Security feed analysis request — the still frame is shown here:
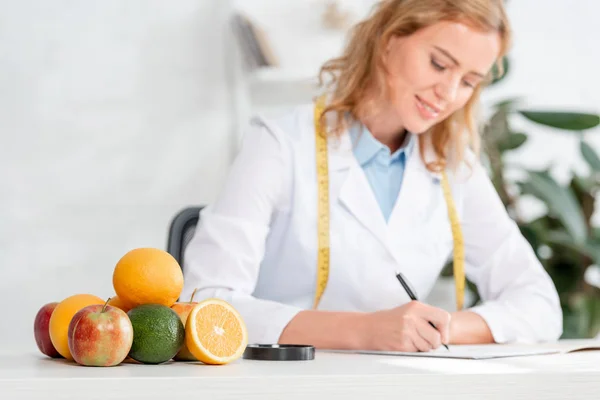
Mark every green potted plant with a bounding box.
[480,100,600,338]
[437,0,600,339]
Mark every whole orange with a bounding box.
[107,295,132,313]
[113,248,183,309]
[49,294,105,360]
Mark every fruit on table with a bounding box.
[49,294,105,360]
[113,248,183,309]
[34,302,63,358]
[171,289,199,361]
[107,295,131,313]
[127,304,185,364]
[185,298,248,365]
[68,299,134,367]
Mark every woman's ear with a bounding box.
[383,35,397,63]
[385,34,402,55]
[385,35,395,55]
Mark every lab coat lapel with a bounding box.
[338,163,388,243]
[328,131,388,247]
[387,135,442,249]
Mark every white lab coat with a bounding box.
[181,103,562,346]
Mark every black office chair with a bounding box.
[166,206,204,266]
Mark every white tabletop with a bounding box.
[2,340,600,399]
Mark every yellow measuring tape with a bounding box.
[440,171,465,311]
[312,95,466,311]
[313,96,331,309]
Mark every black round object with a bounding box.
[243,344,315,361]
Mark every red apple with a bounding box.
[171,289,198,361]
[68,299,133,367]
[34,302,63,358]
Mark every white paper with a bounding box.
[324,343,600,360]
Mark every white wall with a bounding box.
[1,0,599,352]
[0,0,235,351]
[483,0,600,186]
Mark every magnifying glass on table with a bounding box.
[243,344,315,361]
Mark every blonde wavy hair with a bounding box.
[318,0,511,172]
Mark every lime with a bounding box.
[127,304,185,364]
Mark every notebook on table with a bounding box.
[325,340,600,360]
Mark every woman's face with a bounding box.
[383,20,501,134]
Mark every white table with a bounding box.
[2,340,600,399]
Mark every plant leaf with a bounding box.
[490,56,510,86]
[562,293,591,339]
[519,111,600,131]
[520,170,587,243]
[493,97,521,111]
[498,132,527,152]
[585,295,600,338]
[591,228,600,247]
[571,173,595,193]
[581,141,600,173]
[546,231,600,264]
[518,222,545,259]
[484,106,511,143]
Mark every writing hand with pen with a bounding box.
[359,272,451,352]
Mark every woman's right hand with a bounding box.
[360,301,451,352]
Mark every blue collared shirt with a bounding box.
[349,123,415,222]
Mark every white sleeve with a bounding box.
[459,161,563,343]
[180,118,302,344]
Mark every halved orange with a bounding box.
[185,298,248,365]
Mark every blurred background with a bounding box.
[1,0,599,352]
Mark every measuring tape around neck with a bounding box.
[312,95,466,311]
[313,96,331,309]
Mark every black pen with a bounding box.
[395,271,449,351]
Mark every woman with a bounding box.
[181,0,562,352]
